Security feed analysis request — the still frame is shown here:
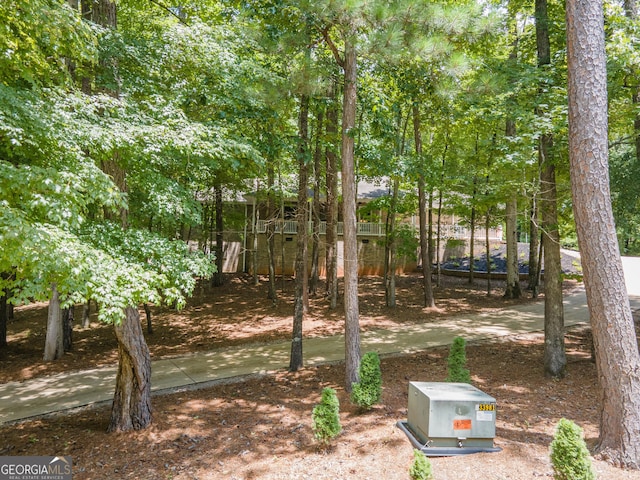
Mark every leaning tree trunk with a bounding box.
[537,0,565,378]
[108,306,152,432]
[341,38,361,391]
[43,285,64,361]
[567,0,640,467]
[290,94,309,372]
[413,104,435,307]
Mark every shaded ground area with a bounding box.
[1,271,639,479]
[0,274,549,384]
[441,244,582,275]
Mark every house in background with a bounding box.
[200,180,503,276]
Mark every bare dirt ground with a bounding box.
[1,273,640,480]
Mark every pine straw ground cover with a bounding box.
[1,274,640,479]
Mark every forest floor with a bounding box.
[1,271,640,479]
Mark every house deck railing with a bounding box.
[254,220,502,240]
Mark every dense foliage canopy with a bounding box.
[1,0,639,316]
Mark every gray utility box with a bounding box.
[398,381,501,456]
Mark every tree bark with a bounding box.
[485,209,492,296]
[144,303,152,334]
[290,95,309,372]
[0,281,7,349]
[528,193,540,293]
[63,306,73,352]
[385,178,399,307]
[504,116,520,298]
[266,162,277,303]
[413,104,435,307]
[108,306,152,432]
[504,193,521,298]
[537,0,566,378]
[309,108,323,297]
[82,300,91,329]
[624,1,640,175]
[567,0,640,467]
[341,38,361,391]
[212,184,225,287]
[540,143,566,378]
[43,285,64,361]
[325,77,340,309]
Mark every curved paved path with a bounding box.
[1,256,638,425]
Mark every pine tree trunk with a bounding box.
[537,0,565,378]
[386,178,399,307]
[43,285,64,361]
[108,306,152,432]
[469,203,476,284]
[309,108,323,297]
[325,77,339,309]
[504,193,521,298]
[342,39,361,391]
[290,95,309,372]
[266,163,277,302]
[528,193,540,293]
[485,210,492,296]
[212,185,224,287]
[413,104,435,307]
[540,146,566,377]
[567,0,640,466]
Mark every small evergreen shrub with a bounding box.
[311,387,342,444]
[550,418,596,480]
[350,351,382,410]
[409,449,433,480]
[446,336,471,383]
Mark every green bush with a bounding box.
[550,418,596,480]
[409,449,433,480]
[350,351,382,410]
[311,387,342,444]
[446,336,471,383]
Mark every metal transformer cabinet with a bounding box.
[398,381,501,456]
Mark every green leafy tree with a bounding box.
[550,418,596,480]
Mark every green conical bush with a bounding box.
[446,336,471,383]
[350,351,382,410]
[409,449,433,480]
[550,418,596,480]
[312,387,342,444]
